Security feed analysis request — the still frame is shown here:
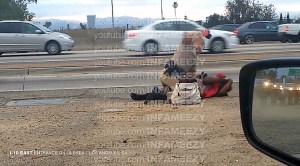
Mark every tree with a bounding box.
[0,0,24,20]
[279,13,283,24]
[260,4,277,21]
[172,2,178,18]
[195,20,203,25]
[0,0,37,20]
[267,69,278,82]
[44,21,52,28]
[225,0,277,24]
[225,0,252,23]
[79,23,87,30]
[15,0,37,20]
[287,13,291,23]
[256,70,268,79]
[204,13,230,28]
[67,24,70,30]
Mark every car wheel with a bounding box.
[46,41,61,55]
[244,35,255,44]
[210,39,225,53]
[143,41,158,55]
[0,52,2,55]
[280,40,287,43]
[291,33,300,43]
[291,37,299,43]
[240,41,246,44]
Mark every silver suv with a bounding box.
[0,20,74,55]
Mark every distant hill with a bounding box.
[34,16,161,30]
[95,16,160,28]
[33,19,81,30]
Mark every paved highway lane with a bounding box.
[1,42,300,64]
[1,42,299,92]
[0,68,240,92]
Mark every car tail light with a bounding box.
[128,33,137,38]
[233,29,239,34]
[283,26,289,32]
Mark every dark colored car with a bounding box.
[235,21,283,44]
[210,24,241,32]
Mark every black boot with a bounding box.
[130,93,149,100]
[130,86,162,101]
[144,93,167,105]
[130,92,167,102]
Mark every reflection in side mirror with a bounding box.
[253,67,300,158]
[239,59,300,166]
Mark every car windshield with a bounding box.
[210,25,222,30]
[0,0,299,165]
[32,22,52,32]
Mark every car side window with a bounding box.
[211,25,222,30]
[0,22,21,33]
[265,23,278,30]
[154,22,176,31]
[224,25,234,31]
[249,23,266,29]
[176,21,197,31]
[20,23,40,34]
[229,25,239,32]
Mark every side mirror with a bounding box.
[206,33,212,39]
[35,30,44,34]
[202,29,212,39]
[239,58,300,166]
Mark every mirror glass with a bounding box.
[35,30,43,34]
[253,67,300,158]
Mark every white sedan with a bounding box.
[122,19,239,55]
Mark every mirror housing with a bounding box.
[203,29,212,39]
[35,30,44,34]
[239,57,300,166]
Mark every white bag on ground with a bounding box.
[171,82,201,105]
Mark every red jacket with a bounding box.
[202,73,226,98]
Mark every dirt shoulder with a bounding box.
[0,85,282,166]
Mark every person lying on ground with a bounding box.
[130,30,204,101]
[130,29,232,101]
[160,29,232,97]
[200,73,233,98]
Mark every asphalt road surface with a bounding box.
[0,68,240,92]
[1,42,300,92]
[1,42,300,64]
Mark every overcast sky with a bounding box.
[28,0,300,22]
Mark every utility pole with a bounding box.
[252,0,255,21]
[161,0,164,20]
[111,0,115,28]
[172,2,178,18]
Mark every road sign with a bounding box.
[288,69,300,76]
